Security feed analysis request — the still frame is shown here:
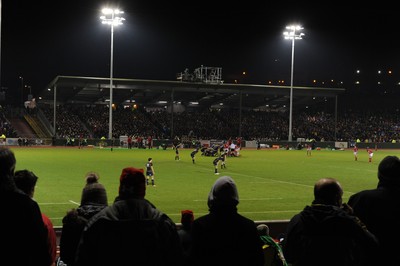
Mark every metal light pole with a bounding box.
[283,25,304,142]
[100,8,124,140]
[19,76,24,105]
[27,85,32,100]
[0,0,2,90]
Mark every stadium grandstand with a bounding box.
[25,68,344,143]
[2,66,400,149]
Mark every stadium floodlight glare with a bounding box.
[283,25,304,142]
[100,7,125,140]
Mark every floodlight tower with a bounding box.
[100,8,125,140]
[283,25,304,142]
[19,76,24,105]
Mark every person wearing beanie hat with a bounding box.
[75,166,183,266]
[80,182,108,206]
[80,172,108,206]
[119,167,146,198]
[180,209,194,226]
[59,171,109,266]
[191,176,264,266]
[85,171,100,184]
[348,155,400,265]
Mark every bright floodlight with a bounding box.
[283,25,304,40]
[100,7,125,140]
[100,8,125,26]
[283,24,304,142]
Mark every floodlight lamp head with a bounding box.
[283,31,293,37]
[113,20,123,26]
[102,8,113,15]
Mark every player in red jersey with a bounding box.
[367,147,373,163]
[353,145,358,161]
[306,144,312,156]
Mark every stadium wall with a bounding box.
[4,138,400,150]
[53,219,290,246]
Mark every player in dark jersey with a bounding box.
[173,136,181,149]
[220,151,227,169]
[190,148,199,164]
[146,158,156,187]
[175,145,180,161]
[213,157,221,175]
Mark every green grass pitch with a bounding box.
[10,146,393,227]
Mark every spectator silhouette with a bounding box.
[257,224,287,266]
[14,169,57,266]
[59,171,108,266]
[348,155,400,266]
[74,167,183,266]
[190,175,264,266]
[0,147,50,266]
[177,209,194,266]
[282,177,379,266]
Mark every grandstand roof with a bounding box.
[40,75,345,111]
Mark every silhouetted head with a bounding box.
[119,167,146,199]
[180,209,194,229]
[257,224,270,236]
[378,155,400,187]
[14,170,38,197]
[85,171,100,184]
[208,175,239,211]
[81,184,108,206]
[0,147,16,178]
[313,177,343,206]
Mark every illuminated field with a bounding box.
[10,146,392,227]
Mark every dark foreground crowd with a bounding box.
[1,146,399,266]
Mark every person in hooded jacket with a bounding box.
[190,175,264,266]
[348,155,400,266]
[74,167,183,266]
[282,177,379,266]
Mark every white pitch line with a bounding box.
[193,198,283,202]
[188,161,313,188]
[324,164,377,173]
[240,198,284,201]
[50,210,300,221]
[38,200,80,205]
[39,202,76,205]
[166,209,300,217]
[194,162,356,194]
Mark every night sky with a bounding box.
[1,1,398,100]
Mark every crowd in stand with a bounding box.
[1,146,400,265]
[2,104,400,144]
[0,107,18,138]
